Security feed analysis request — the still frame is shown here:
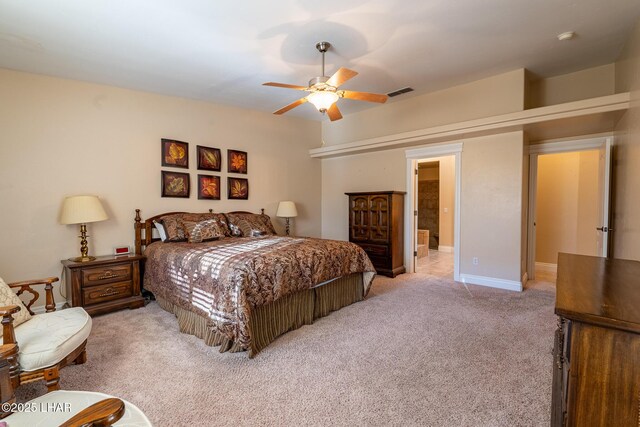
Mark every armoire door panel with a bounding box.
[350,195,370,241]
[369,195,389,243]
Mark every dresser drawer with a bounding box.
[83,281,133,305]
[82,263,132,286]
[359,243,389,257]
[368,255,391,270]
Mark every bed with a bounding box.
[134,209,376,357]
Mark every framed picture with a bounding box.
[197,145,221,171]
[228,177,249,200]
[161,139,189,169]
[161,171,190,198]
[228,149,248,174]
[198,174,220,200]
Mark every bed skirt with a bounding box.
[155,273,366,357]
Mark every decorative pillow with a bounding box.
[225,213,276,237]
[226,221,242,237]
[0,277,32,327]
[237,219,267,237]
[160,216,188,242]
[160,213,228,242]
[210,213,232,237]
[182,219,226,243]
[153,221,167,242]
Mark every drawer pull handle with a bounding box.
[96,271,124,280]
[98,288,120,297]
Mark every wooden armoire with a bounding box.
[345,191,405,277]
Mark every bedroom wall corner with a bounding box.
[0,68,322,309]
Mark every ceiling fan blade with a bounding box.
[263,82,308,90]
[341,90,388,103]
[273,97,308,115]
[327,103,343,121]
[326,68,358,88]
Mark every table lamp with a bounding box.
[276,201,298,236]
[60,195,108,262]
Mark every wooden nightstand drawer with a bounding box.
[82,263,132,286]
[62,254,145,316]
[83,281,133,305]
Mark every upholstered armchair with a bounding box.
[0,276,91,392]
[0,343,151,426]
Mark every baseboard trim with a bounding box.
[31,301,67,314]
[535,262,558,273]
[459,274,523,292]
[438,245,454,253]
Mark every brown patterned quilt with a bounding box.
[143,236,376,348]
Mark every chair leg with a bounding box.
[75,348,87,365]
[43,366,60,392]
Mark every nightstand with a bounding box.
[61,255,145,316]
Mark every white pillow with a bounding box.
[153,221,168,242]
[0,277,32,328]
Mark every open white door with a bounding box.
[527,136,614,280]
[413,164,419,270]
[597,138,613,257]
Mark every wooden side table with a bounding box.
[61,255,145,316]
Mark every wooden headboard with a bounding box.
[134,208,265,255]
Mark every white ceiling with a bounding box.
[1,0,639,121]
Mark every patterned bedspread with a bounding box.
[143,236,375,348]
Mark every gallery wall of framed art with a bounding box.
[160,139,248,201]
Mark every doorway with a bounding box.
[405,143,462,280]
[527,137,613,283]
[415,157,456,278]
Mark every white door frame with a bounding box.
[405,142,462,281]
[527,136,613,280]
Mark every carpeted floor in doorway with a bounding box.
[16,274,556,426]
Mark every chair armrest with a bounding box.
[7,277,59,288]
[0,306,20,345]
[7,277,58,314]
[59,397,125,427]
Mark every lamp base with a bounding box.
[70,256,96,263]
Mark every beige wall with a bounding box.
[0,68,321,307]
[613,19,640,260]
[535,151,600,264]
[436,156,455,248]
[528,64,616,108]
[321,69,526,146]
[321,148,406,240]
[460,132,524,282]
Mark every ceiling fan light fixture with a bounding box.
[307,91,339,112]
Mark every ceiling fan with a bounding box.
[263,41,388,121]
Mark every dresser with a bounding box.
[61,255,145,316]
[345,191,405,278]
[552,253,640,426]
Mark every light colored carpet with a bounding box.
[16,274,556,426]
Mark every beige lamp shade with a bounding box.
[276,201,298,218]
[60,195,108,225]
